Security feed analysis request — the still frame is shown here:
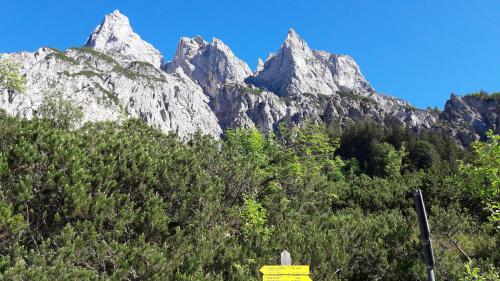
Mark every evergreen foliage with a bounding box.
[0,59,26,92]
[36,91,84,129]
[0,111,498,280]
[460,131,500,229]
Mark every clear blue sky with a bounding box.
[1,0,498,108]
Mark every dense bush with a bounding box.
[0,112,498,280]
[338,121,467,175]
[0,59,26,93]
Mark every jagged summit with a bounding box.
[287,28,299,38]
[247,29,373,97]
[255,58,264,74]
[283,28,309,50]
[84,10,163,67]
[164,35,252,96]
[3,11,493,145]
[247,29,338,96]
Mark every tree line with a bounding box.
[0,59,498,280]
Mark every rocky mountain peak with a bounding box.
[175,36,208,61]
[212,37,232,52]
[164,36,252,96]
[283,28,310,52]
[255,58,264,74]
[84,10,163,68]
[278,29,315,66]
[246,29,374,97]
[246,29,338,97]
[2,10,495,146]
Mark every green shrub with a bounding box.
[0,59,26,92]
[0,114,497,280]
[36,91,84,129]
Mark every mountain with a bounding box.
[246,29,373,97]
[163,36,253,97]
[84,10,163,68]
[0,46,222,137]
[441,93,499,144]
[0,10,497,144]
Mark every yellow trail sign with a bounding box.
[260,265,309,275]
[263,275,312,281]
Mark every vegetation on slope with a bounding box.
[0,59,26,93]
[0,112,498,280]
[0,59,498,280]
[465,90,500,100]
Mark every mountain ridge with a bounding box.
[0,10,497,145]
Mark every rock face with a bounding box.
[255,58,264,74]
[440,94,499,145]
[0,47,221,138]
[0,10,497,144]
[246,29,373,97]
[163,36,252,97]
[84,10,163,68]
[162,28,436,134]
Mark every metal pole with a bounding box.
[413,190,436,281]
[427,267,435,281]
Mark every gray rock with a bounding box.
[0,47,221,138]
[255,58,264,74]
[164,36,252,97]
[440,94,499,145]
[84,10,163,68]
[246,29,373,97]
[0,11,496,146]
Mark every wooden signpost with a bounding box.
[260,250,312,281]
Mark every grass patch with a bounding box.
[128,61,166,80]
[70,47,120,65]
[128,61,156,69]
[242,86,263,96]
[337,90,375,104]
[58,70,102,78]
[466,91,500,101]
[45,52,78,65]
[114,64,166,83]
[226,83,263,96]
[74,70,101,78]
[69,48,166,83]
[91,82,119,106]
[47,47,62,53]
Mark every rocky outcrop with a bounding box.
[208,84,439,135]
[246,29,373,97]
[1,10,221,138]
[0,47,221,138]
[255,58,264,74]
[0,10,497,145]
[162,28,431,136]
[84,10,163,68]
[314,51,374,95]
[163,36,252,97]
[210,84,288,132]
[440,94,499,145]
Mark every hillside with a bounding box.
[0,9,499,281]
[0,112,498,280]
[0,10,497,145]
